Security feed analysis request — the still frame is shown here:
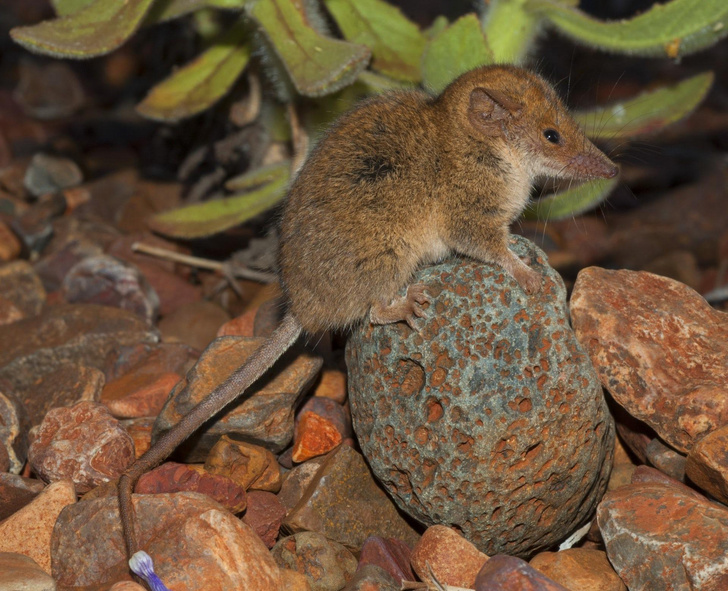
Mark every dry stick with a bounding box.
[119,312,302,557]
[131,241,277,284]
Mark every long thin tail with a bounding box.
[119,312,303,558]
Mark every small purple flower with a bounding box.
[128,551,171,591]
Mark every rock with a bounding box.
[358,536,414,584]
[0,221,22,263]
[280,568,313,591]
[62,255,160,323]
[136,462,247,513]
[686,424,728,503]
[643,250,702,292]
[242,490,287,548]
[157,300,230,351]
[101,370,180,419]
[607,464,636,492]
[348,238,614,556]
[23,153,82,197]
[109,583,145,591]
[598,480,728,590]
[0,296,23,325]
[0,303,158,393]
[475,555,569,590]
[33,237,104,293]
[571,268,728,453]
[0,552,56,591]
[121,417,155,458]
[14,61,84,120]
[0,480,75,574]
[344,565,398,591]
[271,531,357,591]
[204,435,282,492]
[644,438,686,482]
[313,369,347,404]
[17,364,105,427]
[277,455,329,511]
[0,473,45,521]
[629,465,702,499]
[0,385,29,474]
[0,261,46,318]
[530,548,626,591]
[153,337,321,460]
[292,412,343,463]
[411,525,488,588]
[284,445,420,550]
[29,401,135,493]
[52,492,283,589]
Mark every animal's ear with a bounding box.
[468,88,523,136]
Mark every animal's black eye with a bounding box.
[543,129,560,144]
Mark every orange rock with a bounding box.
[291,412,343,463]
[686,424,728,504]
[530,548,626,591]
[313,369,347,403]
[411,525,488,588]
[205,435,282,493]
[0,220,21,262]
[102,371,181,419]
[217,308,257,338]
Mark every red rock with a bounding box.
[217,309,257,338]
[0,220,21,262]
[120,417,154,458]
[104,341,198,382]
[29,401,135,493]
[686,424,728,504]
[242,490,287,548]
[271,531,357,591]
[598,480,728,590]
[0,473,45,521]
[157,300,230,351]
[51,492,283,589]
[109,583,146,591]
[0,480,75,574]
[411,525,488,588]
[344,564,398,591]
[530,548,626,591]
[101,371,180,419]
[630,465,704,500]
[291,412,343,463]
[475,555,569,590]
[358,536,414,584]
[204,435,282,492]
[571,268,728,453]
[313,368,347,403]
[136,462,247,513]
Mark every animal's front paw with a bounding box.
[513,265,542,295]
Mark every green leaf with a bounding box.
[145,0,248,24]
[424,15,448,40]
[481,0,540,64]
[322,0,425,82]
[136,21,251,121]
[527,0,728,58]
[250,0,371,97]
[149,166,290,238]
[523,177,619,221]
[11,0,157,58]
[422,14,493,94]
[357,70,412,93]
[225,160,290,191]
[574,72,714,139]
[51,0,95,16]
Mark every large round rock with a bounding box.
[346,237,614,557]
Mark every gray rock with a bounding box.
[347,236,614,557]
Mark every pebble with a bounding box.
[0,385,29,474]
[271,531,357,591]
[0,296,23,325]
[571,267,728,453]
[23,153,83,197]
[0,480,75,574]
[14,61,85,120]
[157,300,230,351]
[29,401,135,493]
[598,479,728,590]
[242,490,287,548]
[0,260,46,318]
[644,437,686,481]
[0,473,45,521]
[204,435,282,492]
[358,536,414,584]
[0,552,56,591]
[0,221,22,262]
[52,492,284,589]
[283,445,420,549]
[153,337,321,460]
[344,564,398,591]
[33,236,104,293]
[686,424,728,503]
[109,583,146,591]
[312,368,347,404]
[0,303,158,394]
[62,254,160,323]
[135,462,247,513]
[120,417,155,458]
[104,341,197,382]
[292,412,343,463]
[530,548,626,591]
[348,237,614,556]
[410,525,488,588]
[474,554,569,590]
[277,454,329,511]
[101,370,180,419]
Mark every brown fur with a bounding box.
[280,64,617,332]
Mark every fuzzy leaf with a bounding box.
[528,0,728,58]
[357,70,412,93]
[51,0,95,16]
[225,160,290,191]
[149,167,289,238]
[322,0,425,82]
[145,0,247,23]
[422,14,493,94]
[137,21,251,121]
[523,177,619,221]
[574,72,714,139]
[250,0,371,97]
[11,0,157,58]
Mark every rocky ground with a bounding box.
[1,2,728,591]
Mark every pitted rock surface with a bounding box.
[347,237,614,557]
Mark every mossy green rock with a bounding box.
[347,236,614,557]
